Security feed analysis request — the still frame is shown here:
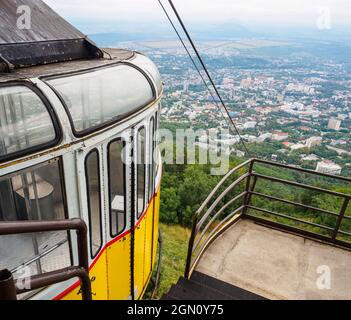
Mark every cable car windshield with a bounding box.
[0,85,58,162]
[46,65,154,136]
[133,55,163,95]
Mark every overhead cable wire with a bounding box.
[157,0,234,137]
[157,0,251,156]
[158,0,233,136]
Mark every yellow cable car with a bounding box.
[0,1,162,300]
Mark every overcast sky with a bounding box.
[44,0,351,33]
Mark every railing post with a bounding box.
[184,215,198,279]
[332,198,350,241]
[242,160,255,216]
[75,220,90,276]
[0,270,17,301]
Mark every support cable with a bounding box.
[158,0,251,156]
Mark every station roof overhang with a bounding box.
[0,0,103,72]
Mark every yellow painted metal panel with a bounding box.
[144,201,154,281]
[106,232,132,300]
[134,216,146,299]
[152,189,161,267]
[59,188,161,301]
[61,251,108,300]
[90,251,109,300]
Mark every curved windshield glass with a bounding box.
[133,55,163,95]
[47,65,154,135]
[0,85,57,161]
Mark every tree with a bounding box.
[160,188,180,224]
[177,166,217,226]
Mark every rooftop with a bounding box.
[0,0,102,70]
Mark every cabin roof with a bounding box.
[0,48,135,83]
[0,0,103,70]
[0,0,84,44]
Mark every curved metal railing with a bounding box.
[184,159,253,278]
[184,158,351,279]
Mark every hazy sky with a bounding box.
[44,0,351,34]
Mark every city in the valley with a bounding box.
[110,38,351,176]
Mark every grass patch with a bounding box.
[145,223,190,299]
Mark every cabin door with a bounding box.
[103,131,133,300]
[76,144,108,300]
[133,122,150,299]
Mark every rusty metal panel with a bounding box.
[0,0,84,44]
[0,0,103,68]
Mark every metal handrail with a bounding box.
[0,219,91,300]
[193,192,246,252]
[197,173,250,229]
[195,159,253,216]
[253,173,351,198]
[16,266,91,297]
[247,206,335,232]
[249,191,342,218]
[184,162,253,278]
[184,159,351,279]
[253,158,351,183]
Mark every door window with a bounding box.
[108,140,126,237]
[149,117,155,201]
[137,127,146,219]
[85,150,103,258]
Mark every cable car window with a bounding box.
[108,139,126,237]
[0,158,71,277]
[137,127,146,219]
[149,117,155,201]
[154,112,159,180]
[47,65,154,136]
[0,85,59,162]
[85,150,103,258]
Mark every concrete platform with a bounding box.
[196,220,351,300]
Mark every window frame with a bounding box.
[137,126,146,220]
[57,157,74,266]
[154,111,160,181]
[0,81,62,164]
[149,117,155,201]
[84,149,103,259]
[107,138,127,238]
[43,62,156,138]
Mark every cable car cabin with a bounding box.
[0,1,162,300]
